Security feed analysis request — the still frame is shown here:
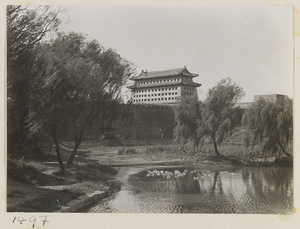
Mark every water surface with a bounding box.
[86,166,293,214]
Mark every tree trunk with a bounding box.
[278,140,292,158]
[67,130,83,165]
[52,128,66,175]
[211,132,222,157]
[212,171,220,191]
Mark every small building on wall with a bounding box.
[254,94,288,103]
[128,66,201,105]
[236,94,289,110]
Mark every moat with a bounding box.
[84,166,293,214]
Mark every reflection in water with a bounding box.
[87,167,293,214]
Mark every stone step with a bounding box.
[60,190,106,212]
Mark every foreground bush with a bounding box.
[118,148,138,155]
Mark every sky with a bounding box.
[58,5,293,102]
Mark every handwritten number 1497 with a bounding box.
[12,216,49,227]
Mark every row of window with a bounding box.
[134,92,177,98]
[134,97,179,102]
[183,92,194,96]
[136,78,192,85]
[135,87,178,93]
[183,87,194,91]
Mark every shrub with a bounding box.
[118,148,138,155]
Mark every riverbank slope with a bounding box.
[6,144,292,212]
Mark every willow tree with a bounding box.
[242,97,293,158]
[28,32,134,174]
[7,5,63,157]
[197,78,245,156]
[173,95,203,146]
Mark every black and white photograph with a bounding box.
[2,1,300,228]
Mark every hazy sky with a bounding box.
[59,5,293,102]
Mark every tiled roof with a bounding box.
[128,81,201,89]
[130,66,198,80]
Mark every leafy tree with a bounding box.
[7,5,62,157]
[242,97,293,158]
[7,5,62,62]
[66,97,133,165]
[28,32,134,173]
[173,78,244,157]
[173,95,203,146]
[197,78,245,156]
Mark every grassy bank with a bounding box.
[141,143,292,165]
[7,150,120,212]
